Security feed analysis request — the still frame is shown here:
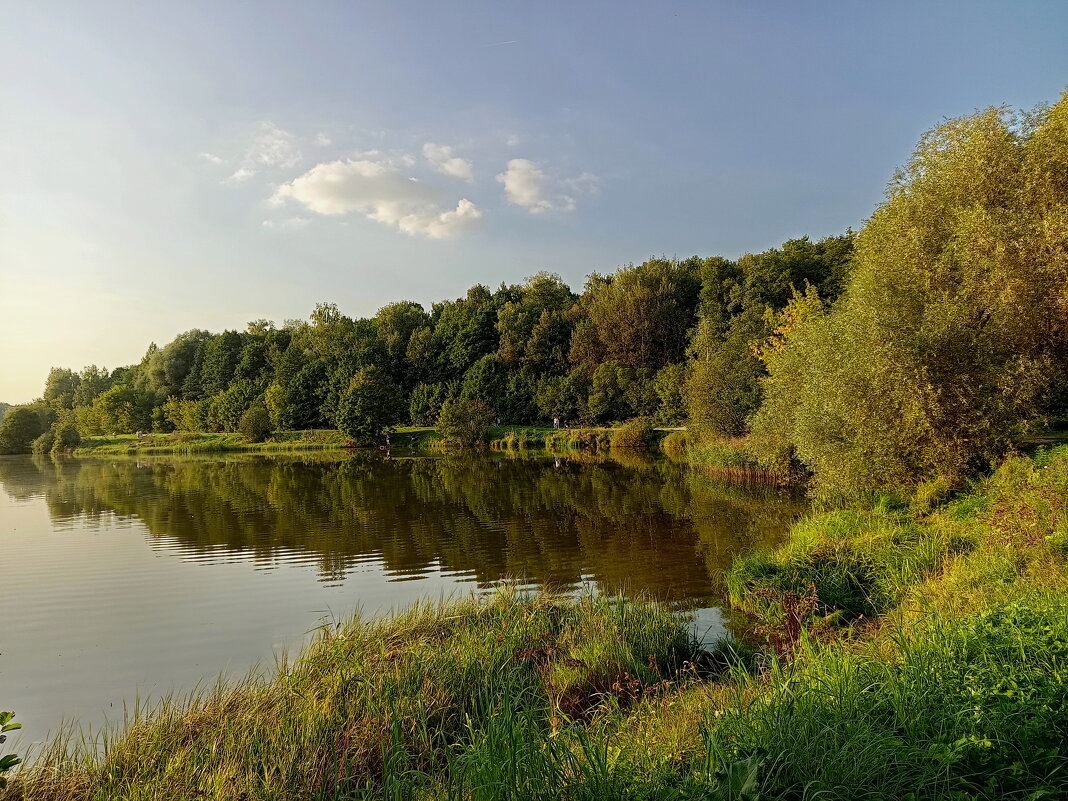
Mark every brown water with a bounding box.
[0,451,803,743]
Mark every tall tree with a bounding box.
[751,95,1068,492]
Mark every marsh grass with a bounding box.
[4,591,693,801]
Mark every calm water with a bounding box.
[0,451,802,743]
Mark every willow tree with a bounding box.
[751,92,1068,493]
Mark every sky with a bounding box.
[1,1,1066,404]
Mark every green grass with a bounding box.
[74,429,350,456]
[5,591,693,801]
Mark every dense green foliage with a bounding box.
[609,418,654,450]
[18,241,853,451]
[437,397,494,447]
[237,404,272,443]
[336,366,403,446]
[0,407,50,455]
[751,95,1068,492]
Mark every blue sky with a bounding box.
[1,0,1066,403]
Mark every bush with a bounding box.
[239,404,273,443]
[53,423,81,452]
[437,397,493,447]
[659,430,689,462]
[31,430,55,455]
[610,418,654,450]
[0,407,47,455]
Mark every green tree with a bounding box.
[136,330,212,400]
[684,309,768,436]
[208,379,261,432]
[199,331,244,397]
[374,301,430,385]
[336,366,403,446]
[587,360,635,422]
[52,423,82,453]
[71,365,110,408]
[574,258,701,371]
[409,382,449,426]
[460,354,509,413]
[91,384,151,434]
[0,407,47,454]
[43,367,80,412]
[751,96,1068,493]
[653,362,689,425]
[437,397,493,447]
[534,370,589,422]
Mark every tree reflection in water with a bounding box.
[0,452,804,609]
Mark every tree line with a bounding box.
[4,238,854,448]
[3,90,1066,493]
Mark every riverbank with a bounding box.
[5,444,1066,799]
[71,428,440,456]
[69,424,674,457]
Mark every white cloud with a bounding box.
[200,152,224,164]
[227,167,256,183]
[496,158,552,213]
[315,132,332,146]
[272,158,481,239]
[262,216,310,230]
[496,159,598,214]
[422,142,474,183]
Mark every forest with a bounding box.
[3,91,1067,496]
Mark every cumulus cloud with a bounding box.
[272,158,481,239]
[496,158,598,214]
[422,142,474,182]
[200,152,224,164]
[315,132,332,146]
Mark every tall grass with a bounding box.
[702,592,1068,800]
[75,430,349,456]
[4,591,692,801]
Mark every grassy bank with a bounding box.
[74,429,350,456]
[73,423,678,459]
[7,448,1068,799]
[4,591,693,801]
[662,430,788,484]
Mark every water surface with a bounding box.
[0,451,802,742]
